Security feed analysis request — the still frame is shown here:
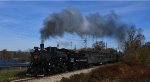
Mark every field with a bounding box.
[60,63,150,82]
[0,67,26,82]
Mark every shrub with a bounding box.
[60,63,150,82]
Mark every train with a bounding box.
[26,44,119,76]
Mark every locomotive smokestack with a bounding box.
[40,44,44,50]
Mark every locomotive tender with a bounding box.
[26,44,118,76]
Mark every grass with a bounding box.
[0,67,27,82]
[60,62,150,82]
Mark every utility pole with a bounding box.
[57,43,59,48]
[106,42,107,49]
[71,41,72,50]
[92,35,95,48]
[74,44,76,50]
[84,35,87,49]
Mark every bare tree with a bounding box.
[124,25,145,53]
[123,25,145,63]
[93,41,105,51]
[143,42,150,47]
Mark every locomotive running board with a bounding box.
[26,73,45,77]
[37,74,45,77]
[26,74,32,76]
[26,73,36,77]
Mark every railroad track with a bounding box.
[10,64,113,82]
[10,77,36,82]
[10,67,97,82]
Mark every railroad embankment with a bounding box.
[60,63,150,82]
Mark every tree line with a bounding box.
[0,49,30,62]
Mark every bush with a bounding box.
[60,63,150,82]
[123,46,150,64]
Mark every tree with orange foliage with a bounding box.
[1,49,10,59]
[139,42,150,63]
[124,25,145,63]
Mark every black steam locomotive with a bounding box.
[26,44,118,76]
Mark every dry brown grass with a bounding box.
[60,63,150,82]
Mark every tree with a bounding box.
[143,42,150,47]
[124,25,145,53]
[123,25,145,63]
[93,41,105,51]
[1,49,9,59]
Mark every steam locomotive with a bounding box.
[26,44,118,76]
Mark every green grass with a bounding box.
[0,68,26,81]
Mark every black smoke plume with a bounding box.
[40,7,127,43]
[57,41,70,47]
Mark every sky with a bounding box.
[0,1,150,51]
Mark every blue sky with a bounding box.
[0,1,150,51]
